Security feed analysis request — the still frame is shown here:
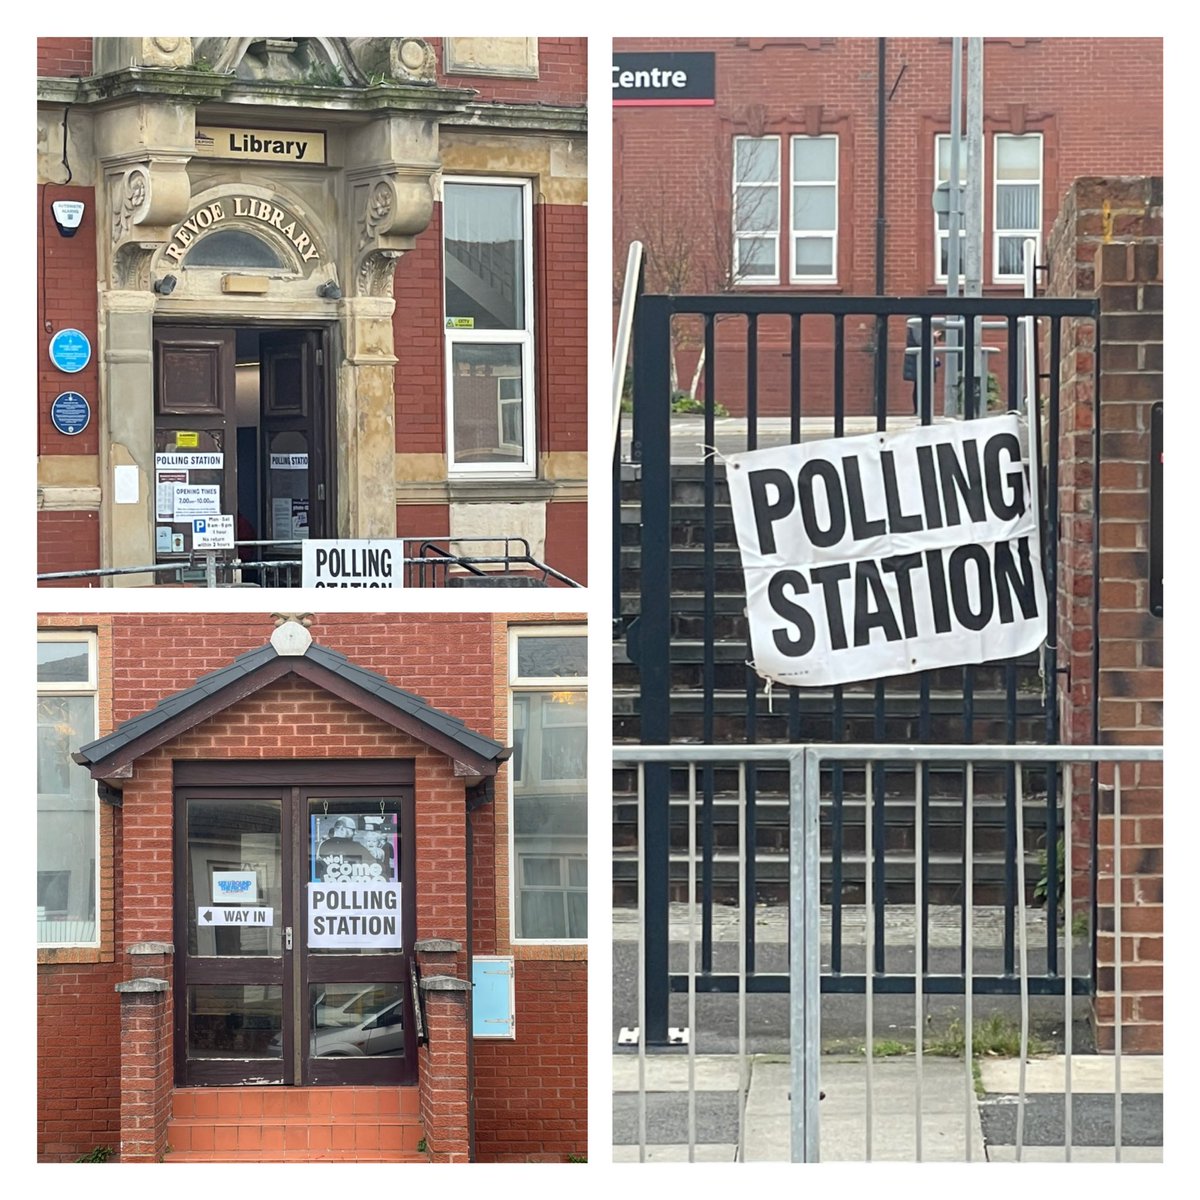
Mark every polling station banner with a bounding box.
[726,414,1047,688]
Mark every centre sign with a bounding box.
[612,51,715,106]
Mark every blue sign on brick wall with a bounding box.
[50,391,91,435]
[48,328,92,373]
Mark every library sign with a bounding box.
[164,196,323,265]
[612,51,715,106]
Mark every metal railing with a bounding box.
[614,742,1162,1163]
[37,535,581,588]
[614,241,645,630]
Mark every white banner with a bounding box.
[307,882,402,949]
[726,414,1047,687]
[301,539,402,588]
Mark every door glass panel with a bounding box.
[187,800,283,956]
[188,984,283,1059]
[309,983,405,1058]
[307,800,403,956]
[267,430,310,541]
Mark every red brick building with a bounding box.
[613,37,1161,414]
[37,612,587,1161]
[37,38,587,586]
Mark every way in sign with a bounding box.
[197,906,273,925]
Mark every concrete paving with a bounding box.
[612,1052,1162,1163]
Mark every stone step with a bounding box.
[165,1085,425,1163]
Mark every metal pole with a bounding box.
[945,38,963,418]
[965,39,985,390]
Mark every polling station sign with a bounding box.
[307,882,402,949]
[727,414,1047,688]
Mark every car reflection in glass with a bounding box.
[312,987,405,1057]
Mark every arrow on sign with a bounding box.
[202,909,214,923]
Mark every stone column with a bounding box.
[99,290,157,583]
[415,938,471,1162]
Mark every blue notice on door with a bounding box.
[48,328,92,373]
[50,391,91,435]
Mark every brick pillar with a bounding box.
[415,939,471,1162]
[115,980,171,1160]
[1048,177,1163,1053]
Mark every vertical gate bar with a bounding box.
[636,295,674,1045]
[1015,763,1030,1162]
[790,751,814,1161]
[1007,314,1020,411]
[747,312,759,450]
[790,313,802,441]
[702,316,716,978]
[834,314,846,436]
[738,761,748,1159]
[804,749,821,1163]
[963,309,977,420]
[1114,762,1123,1162]
[1064,762,1074,1162]
[1003,710,1017,977]
[1045,317,1064,978]
[701,764,714,976]
[965,761,975,1163]
[873,671,886,979]
[875,313,889,429]
[864,761,875,1162]
[915,760,924,1162]
[961,664,975,973]
[833,687,846,974]
[919,677,931,975]
[636,763,647,1162]
[873,735,886,976]
[744,314,760,990]
[687,763,697,1162]
[919,313,932,425]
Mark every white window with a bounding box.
[732,136,780,284]
[993,133,1043,281]
[509,627,587,942]
[443,178,535,476]
[790,135,838,282]
[37,631,99,948]
[934,134,968,284]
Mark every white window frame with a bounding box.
[442,176,536,478]
[933,133,970,285]
[732,135,780,285]
[37,630,100,950]
[993,133,1043,283]
[789,134,838,284]
[508,625,587,946]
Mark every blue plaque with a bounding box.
[48,328,91,373]
[50,391,91,436]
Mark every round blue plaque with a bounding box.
[50,391,91,436]
[48,328,92,373]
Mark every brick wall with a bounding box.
[615,37,1162,415]
[1048,176,1163,1052]
[37,510,100,583]
[394,204,446,456]
[538,204,588,455]
[37,38,92,77]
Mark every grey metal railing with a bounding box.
[614,742,1162,1164]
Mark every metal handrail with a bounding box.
[613,240,645,456]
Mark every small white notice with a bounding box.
[156,452,224,469]
[197,906,274,926]
[301,539,402,588]
[114,465,139,504]
[173,485,221,520]
[192,515,235,549]
[270,453,308,470]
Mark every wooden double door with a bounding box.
[173,763,416,1086]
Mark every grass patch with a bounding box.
[926,1014,1051,1059]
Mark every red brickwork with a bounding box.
[37,510,100,583]
[538,204,588,455]
[394,202,446,456]
[1048,177,1163,1052]
[117,971,173,1162]
[614,37,1162,415]
[473,960,588,1161]
[37,38,92,77]
[38,185,99,457]
[543,498,588,588]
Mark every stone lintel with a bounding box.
[115,977,169,994]
[420,975,470,993]
[414,938,461,954]
[129,942,174,956]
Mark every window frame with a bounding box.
[37,630,100,950]
[732,135,781,285]
[992,132,1043,284]
[789,134,839,284]
[507,625,587,946]
[442,175,536,479]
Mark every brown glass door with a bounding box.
[175,776,415,1086]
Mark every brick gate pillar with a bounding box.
[415,939,471,1162]
[1048,176,1163,1053]
[114,959,172,1161]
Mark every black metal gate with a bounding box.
[617,291,1101,1044]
